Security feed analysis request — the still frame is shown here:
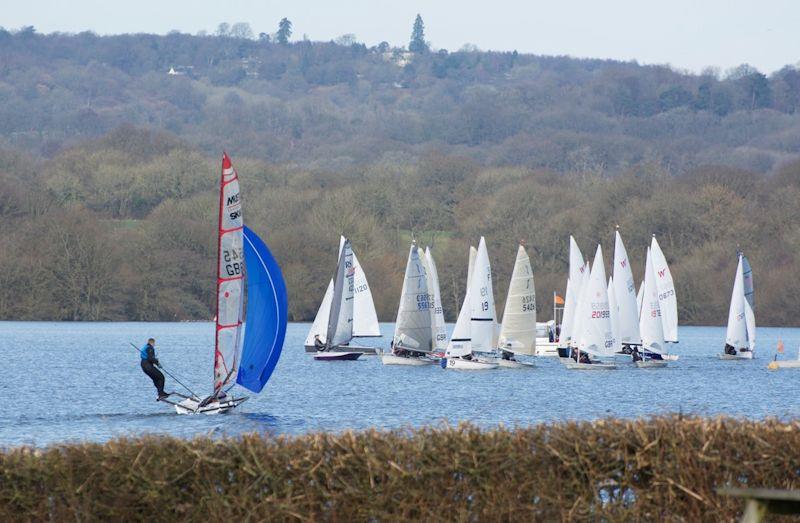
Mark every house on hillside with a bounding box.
[167,66,195,77]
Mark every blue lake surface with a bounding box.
[0,321,797,447]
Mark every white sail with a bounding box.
[577,245,615,357]
[470,237,495,353]
[304,279,333,346]
[636,281,644,316]
[725,255,748,351]
[423,247,448,351]
[608,277,621,354]
[613,230,642,346]
[498,244,537,355]
[639,247,665,354]
[745,299,756,352]
[570,262,591,349]
[339,236,381,337]
[446,247,474,358]
[558,236,586,348]
[742,254,756,351]
[393,243,433,351]
[214,154,245,391]
[468,245,477,289]
[650,236,678,342]
[326,239,355,347]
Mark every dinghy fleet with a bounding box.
[305,226,768,370]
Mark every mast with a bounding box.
[214,153,245,393]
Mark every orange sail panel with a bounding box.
[214,153,245,391]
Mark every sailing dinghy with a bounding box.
[557,236,586,359]
[650,236,679,360]
[382,242,435,365]
[495,243,536,368]
[304,237,381,354]
[612,229,642,359]
[314,238,363,361]
[562,245,616,370]
[720,253,756,360]
[636,247,668,368]
[168,153,287,415]
[443,237,499,370]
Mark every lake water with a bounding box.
[0,321,797,447]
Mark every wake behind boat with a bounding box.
[169,153,287,415]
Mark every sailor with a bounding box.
[579,352,591,364]
[140,338,167,400]
[314,334,325,352]
[632,347,642,362]
[724,343,737,356]
[501,348,514,361]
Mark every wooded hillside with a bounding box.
[1,27,799,324]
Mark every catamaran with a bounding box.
[556,236,586,359]
[443,238,499,370]
[382,242,435,365]
[612,229,643,358]
[166,153,288,414]
[637,247,668,367]
[304,236,381,354]
[495,243,536,368]
[720,252,756,360]
[650,235,679,360]
[421,246,447,356]
[561,245,616,370]
[313,238,365,361]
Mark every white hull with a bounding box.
[534,340,559,357]
[635,359,668,368]
[562,360,616,370]
[498,358,535,368]
[663,354,679,361]
[719,351,754,360]
[768,360,800,369]
[381,354,430,366]
[173,396,247,415]
[444,357,499,370]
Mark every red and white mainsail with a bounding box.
[214,153,245,392]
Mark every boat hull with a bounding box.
[171,396,247,415]
[443,357,499,370]
[314,352,362,361]
[635,360,668,368]
[663,354,680,361]
[380,354,430,366]
[305,344,378,354]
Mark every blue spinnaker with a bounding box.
[236,225,288,393]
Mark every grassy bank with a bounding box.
[1,416,797,521]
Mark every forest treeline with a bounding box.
[2,126,800,326]
[1,27,799,175]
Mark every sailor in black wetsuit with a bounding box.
[314,334,325,352]
[140,338,167,400]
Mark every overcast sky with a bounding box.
[3,0,798,74]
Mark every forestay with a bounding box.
[613,230,642,346]
[214,153,245,392]
[577,246,615,357]
[650,236,678,343]
[498,244,537,355]
[640,247,666,354]
[326,239,355,348]
[393,244,433,351]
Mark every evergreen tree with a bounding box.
[277,18,292,45]
[409,14,428,53]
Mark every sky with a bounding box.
[3,0,799,74]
